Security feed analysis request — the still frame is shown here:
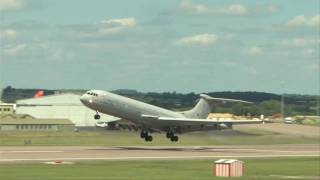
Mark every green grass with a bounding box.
[0,129,319,146]
[0,157,319,180]
[301,119,320,126]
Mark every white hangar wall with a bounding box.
[16,93,116,127]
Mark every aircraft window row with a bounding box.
[16,124,52,130]
[87,92,98,96]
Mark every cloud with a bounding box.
[306,63,319,71]
[0,0,25,10]
[246,47,264,56]
[287,15,320,28]
[3,44,26,56]
[98,17,136,34]
[101,17,136,27]
[224,4,248,15]
[0,29,17,39]
[73,17,137,38]
[178,0,278,16]
[266,4,279,13]
[176,33,218,46]
[302,48,317,56]
[245,66,258,75]
[292,38,319,47]
[282,37,319,47]
[179,0,247,15]
[179,0,209,14]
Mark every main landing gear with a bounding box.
[166,131,178,142]
[94,111,100,120]
[140,130,153,142]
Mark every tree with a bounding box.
[258,100,281,116]
[232,103,246,116]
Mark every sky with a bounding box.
[0,0,319,94]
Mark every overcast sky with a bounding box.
[0,0,319,94]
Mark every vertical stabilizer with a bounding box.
[181,94,252,119]
[181,95,212,119]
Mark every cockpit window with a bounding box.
[86,92,98,96]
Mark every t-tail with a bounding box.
[181,94,252,119]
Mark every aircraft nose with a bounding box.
[80,94,92,105]
[80,94,86,104]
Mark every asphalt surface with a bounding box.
[0,144,319,163]
[234,123,320,138]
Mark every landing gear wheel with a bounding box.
[170,136,178,142]
[145,136,153,142]
[140,130,148,138]
[94,114,100,120]
[166,131,174,139]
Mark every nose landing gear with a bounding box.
[94,111,100,120]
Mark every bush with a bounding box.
[302,119,315,125]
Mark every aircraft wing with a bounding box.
[141,114,262,126]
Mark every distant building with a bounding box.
[0,103,16,114]
[0,114,74,131]
[16,93,116,127]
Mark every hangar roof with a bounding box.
[17,93,82,106]
[0,118,73,125]
[0,114,34,119]
[215,159,243,164]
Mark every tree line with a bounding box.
[1,86,318,117]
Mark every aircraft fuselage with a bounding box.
[80,90,185,127]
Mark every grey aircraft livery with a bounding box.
[80,90,262,142]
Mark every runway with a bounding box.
[0,144,319,163]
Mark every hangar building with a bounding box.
[0,103,16,114]
[16,93,116,127]
[0,114,74,131]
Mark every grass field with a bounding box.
[0,157,319,180]
[0,127,319,146]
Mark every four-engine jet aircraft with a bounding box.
[80,90,262,142]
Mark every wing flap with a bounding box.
[159,117,262,124]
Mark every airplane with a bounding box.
[80,90,262,142]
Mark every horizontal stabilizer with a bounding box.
[200,94,252,104]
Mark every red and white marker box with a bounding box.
[214,159,244,177]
